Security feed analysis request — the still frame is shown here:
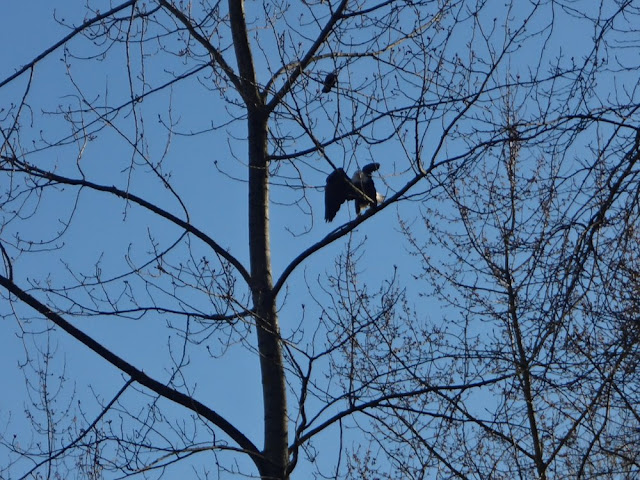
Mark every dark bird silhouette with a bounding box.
[324,163,382,222]
[322,71,338,93]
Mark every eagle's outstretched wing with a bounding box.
[325,168,350,222]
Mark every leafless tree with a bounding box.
[1,1,639,479]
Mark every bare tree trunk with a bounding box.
[228,1,288,477]
[248,108,289,479]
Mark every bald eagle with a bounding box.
[351,162,382,215]
[324,163,382,222]
[322,71,338,93]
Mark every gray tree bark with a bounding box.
[229,1,288,477]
